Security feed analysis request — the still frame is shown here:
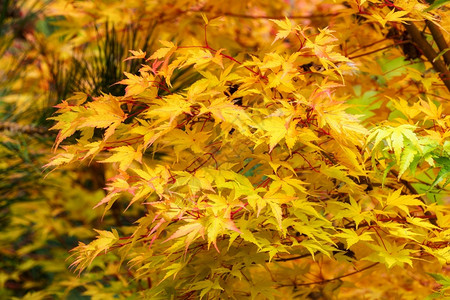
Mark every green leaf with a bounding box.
[427,272,450,293]
[161,262,186,282]
[430,157,450,189]
[398,147,417,178]
[190,279,223,299]
[382,161,396,186]
[391,128,404,162]
[433,48,450,63]
[425,0,450,11]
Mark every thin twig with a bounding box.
[274,252,313,262]
[277,263,379,287]
[186,9,339,20]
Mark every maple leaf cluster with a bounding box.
[14,0,448,298]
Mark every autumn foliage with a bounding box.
[2,0,450,299]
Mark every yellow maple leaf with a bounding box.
[385,188,424,216]
[257,116,289,152]
[270,17,294,44]
[99,145,142,171]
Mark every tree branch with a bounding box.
[277,263,379,287]
[426,20,450,67]
[0,121,49,136]
[274,252,313,262]
[403,22,450,92]
[186,9,339,20]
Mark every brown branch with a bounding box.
[186,9,339,20]
[346,38,390,56]
[403,22,450,92]
[348,43,398,59]
[0,121,49,136]
[277,263,379,287]
[426,20,450,67]
[389,170,426,203]
[349,40,412,59]
[274,252,314,262]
